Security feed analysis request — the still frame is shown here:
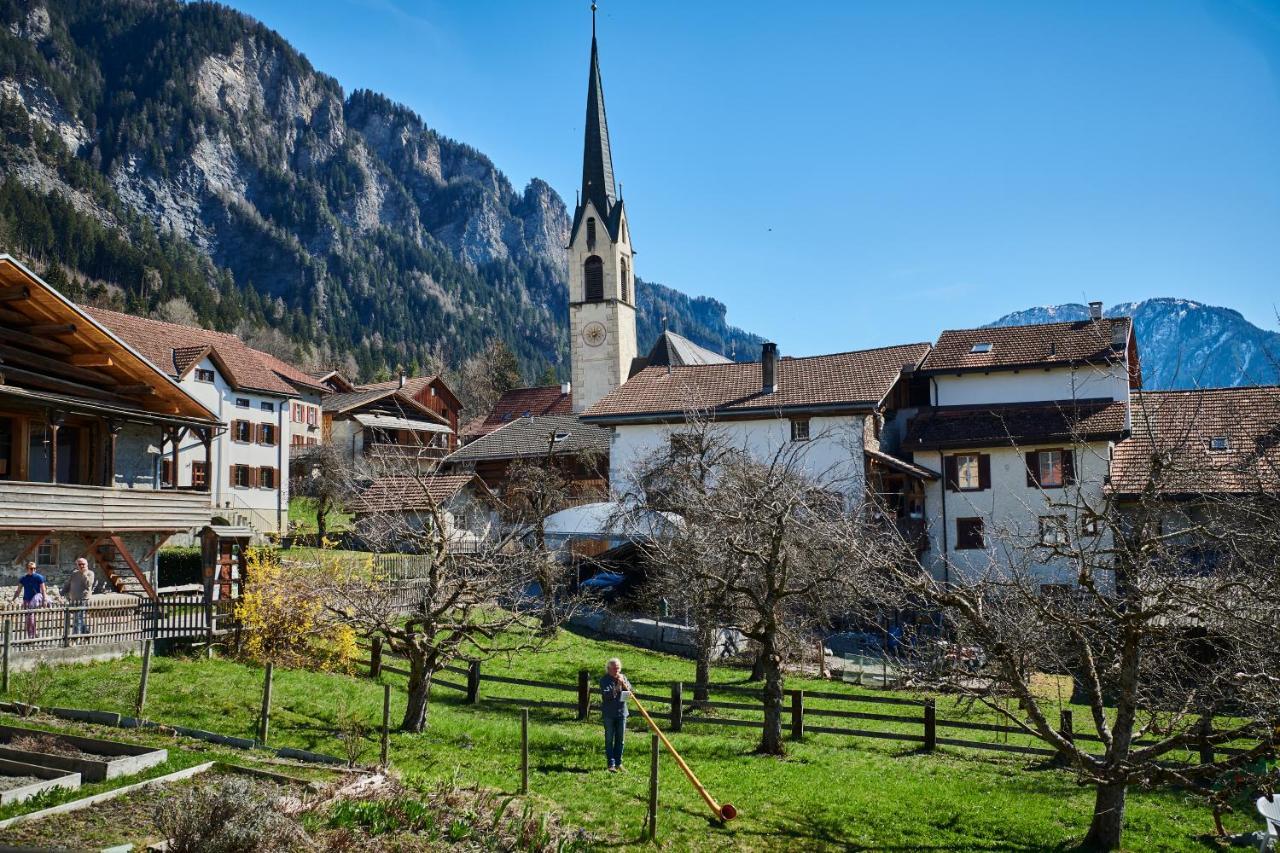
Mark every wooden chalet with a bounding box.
[0,256,218,598]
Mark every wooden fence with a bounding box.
[0,596,234,653]
[359,641,1254,765]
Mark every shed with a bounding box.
[200,525,253,601]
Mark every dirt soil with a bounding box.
[0,771,297,850]
[0,775,43,792]
[6,733,103,762]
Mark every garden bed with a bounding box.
[0,723,167,782]
[0,756,79,806]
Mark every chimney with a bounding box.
[398,371,406,389]
[1088,301,1103,321]
[761,342,779,394]
[560,381,572,396]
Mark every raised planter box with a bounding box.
[0,724,167,782]
[0,756,80,805]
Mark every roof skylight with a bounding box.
[970,343,993,354]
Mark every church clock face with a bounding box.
[582,321,607,347]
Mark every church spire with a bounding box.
[581,4,617,220]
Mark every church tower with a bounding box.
[569,7,637,413]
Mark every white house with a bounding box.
[581,341,934,505]
[901,307,1139,585]
[84,308,314,535]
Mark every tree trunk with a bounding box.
[540,587,558,636]
[757,630,785,756]
[693,621,714,703]
[401,655,435,733]
[1080,781,1127,851]
[749,641,767,682]
[316,497,328,543]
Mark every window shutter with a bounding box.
[584,256,604,302]
[978,454,991,490]
[229,464,235,487]
[1061,449,1076,485]
[249,467,258,488]
[1025,451,1040,487]
[944,456,959,492]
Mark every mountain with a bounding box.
[989,299,1280,390]
[0,0,760,381]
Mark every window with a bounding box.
[292,435,304,447]
[235,397,249,409]
[259,467,276,489]
[192,461,207,490]
[307,406,317,427]
[1026,449,1074,489]
[232,420,252,443]
[620,255,630,303]
[970,343,993,354]
[260,401,274,413]
[195,368,215,383]
[292,403,303,423]
[1209,436,1229,451]
[1080,513,1101,536]
[35,538,57,567]
[956,517,985,550]
[259,423,276,446]
[306,437,318,446]
[946,453,989,491]
[552,430,571,444]
[231,464,252,488]
[790,418,811,442]
[1039,515,1069,546]
[584,256,604,302]
[586,217,597,250]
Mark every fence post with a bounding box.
[136,639,153,717]
[924,699,937,752]
[789,690,804,741]
[1058,708,1074,763]
[817,638,827,679]
[204,597,214,652]
[1198,714,1214,765]
[258,661,274,746]
[670,682,683,732]
[380,683,391,769]
[577,669,590,720]
[466,660,481,704]
[647,733,659,843]
[62,606,71,648]
[370,637,382,678]
[520,708,530,795]
[2,622,10,694]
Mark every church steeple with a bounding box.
[567,3,637,414]
[581,10,617,223]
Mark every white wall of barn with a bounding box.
[911,440,1115,587]
[607,414,868,501]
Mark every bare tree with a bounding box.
[324,476,544,733]
[452,338,523,424]
[867,390,1280,850]
[626,425,898,755]
[289,442,358,542]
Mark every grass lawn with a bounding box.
[287,496,353,536]
[20,632,1259,851]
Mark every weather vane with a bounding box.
[592,2,597,37]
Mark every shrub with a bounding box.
[154,777,309,853]
[157,547,203,587]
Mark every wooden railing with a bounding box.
[0,481,212,531]
[363,443,447,461]
[0,595,234,653]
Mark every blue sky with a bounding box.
[229,0,1280,356]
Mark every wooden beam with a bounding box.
[68,354,113,367]
[0,364,140,404]
[108,535,158,600]
[0,325,71,356]
[11,532,52,567]
[0,308,28,326]
[113,384,156,396]
[0,342,119,386]
[22,323,75,336]
[0,286,29,302]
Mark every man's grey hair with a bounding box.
[606,657,622,670]
[75,557,89,567]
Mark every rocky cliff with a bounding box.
[0,0,759,379]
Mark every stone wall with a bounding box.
[569,609,743,659]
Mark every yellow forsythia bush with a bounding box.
[235,546,356,672]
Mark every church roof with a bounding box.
[569,25,624,245]
[629,331,732,377]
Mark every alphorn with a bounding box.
[627,689,737,822]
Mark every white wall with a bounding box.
[931,363,1130,414]
[608,414,868,501]
[171,356,293,533]
[913,441,1114,586]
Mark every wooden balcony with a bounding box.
[0,481,212,532]
[363,443,447,461]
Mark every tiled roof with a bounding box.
[922,318,1131,374]
[322,387,448,424]
[865,448,938,481]
[171,345,209,377]
[359,375,438,395]
[82,307,299,397]
[352,474,494,515]
[463,385,574,440]
[446,414,609,464]
[1110,387,1280,495]
[253,350,329,394]
[582,343,932,421]
[903,399,1128,450]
